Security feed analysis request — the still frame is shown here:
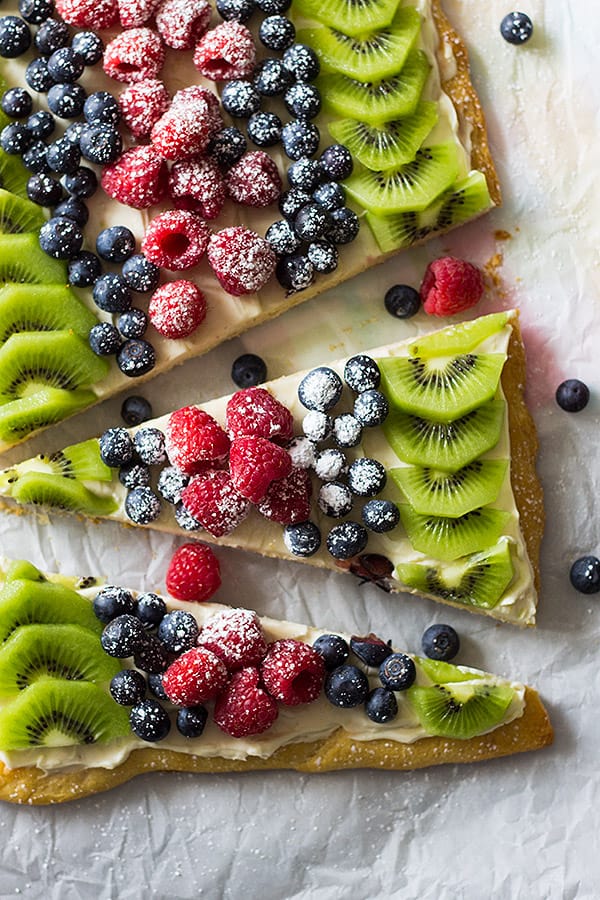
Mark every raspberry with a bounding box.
[213,667,278,737]
[149,280,207,339]
[261,639,325,705]
[142,210,210,270]
[171,86,222,124]
[118,79,170,138]
[151,97,221,161]
[198,608,267,670]
[163,647,229,706]
[103,28,166,84]
[207,227,276,296]
[420,256,485,317]
[166,542,221,601]
[256,467,312,525]
[166,406,230,474]
[101,146,168,210]
[225,387,293,444]
[169,158,226,220]
[193,21,256,82]
[226,151,281,208]
[118,0,162,27]
[56,0,118,28]
[156,0,212,49]
[181,470,250,537]
[229,436,292,503]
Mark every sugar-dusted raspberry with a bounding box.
[101,145,168,210]
[226,151,281,208]
[166,542,221,601]
[163,646,229,706]
[171,86,222,124]
[156,0,212,49]
[193,21,256,82]
[229,436,292,503]
[213,667,278,737]
[56,0,118,28]
[151,99,220,161]
[256,466,312,525]
[198,608,267,671]
[169,157,226,220]
[207,227,276,297]
[103,28,166,84]
[420,256,485,317]
[142,210,210,271]
[181,470,250,537]
[261,639,325,705]
[118,0,162,27]
[149,280,207,339]
[225,387,293,444]
[166,406,230,474]
[118,79,170,139]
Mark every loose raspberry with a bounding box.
[119,79,170,139]
[163,646,229,706]
[198,608,267,671]
[420,257,485,317]
[225,387,293,444]
[56,0,118,28]
[193,21,256,81]
[166,542,221,601]
[256,467,312,525]
[171,86,221,124]
[261,639,325,705]
[207,227,276,297]
[151,98,221,161]
[229,436,292,503]
[142,210,210,271]
[169,158,226,220]
[103,28,165,84]
[156,0,212,49]
[166,406,230,474]
[118,0,162,27]
[101,145,168,210]
[181,470,250,537]
[213,667,278,737]
[226,151,281,208]
[149,280,206,339]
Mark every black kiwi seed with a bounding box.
[26,711,95,744]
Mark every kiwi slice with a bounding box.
[398,503,511,561]
[415,657,485,685]
[345,144,459,215]
[33,438,114,482]
[0,387,98,443]
[0,189,46,234]
[0,680,130,749]
[4,560,45,584]
[0,284,97,342]
[407,311,510,358]
[408,680,515,740]
[0,234,68,285]
[298,7,420,81]
[0,150,30,200]
[0,578,102,643]
[396,540,514,609]
[3,471,119,517]
[328,102,438,171]
[378,352,505,422]
[293,0,401,37]
[389,459,508,517]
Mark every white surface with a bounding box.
[1,0,599,897]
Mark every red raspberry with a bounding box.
[55,0,118,28]
[149,280,207,340]
[181,470,250,537]
[193,21,256,81]
[213,667,278,737]
[171,86,221,123]
[169,158,226,220]
[420,256,485,317]
[118,79,170,139]
[226,151,281,208]
[198,608,267,671]
[166,542,221,601]
[261,639,325,706]
[156,0,212,49]
[256,467,312,525]
[229,436,292,503]
[207,227,276,297]
[101,146,168,210]
[151,99,221,161]
[163,646,229,707]
[225,387,293,444]
[166,406,230,474]
[118,0,161,27]
[103,28,165,84]
[142,210,210,270]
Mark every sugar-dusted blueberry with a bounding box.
[569,556,600,595]
[328,206,359,244]
[284,82,321,121]
[47,139,81,176]
[133,635,170,675]
[421,623,460,661]
[68,250,101,287]
[314,447,347,482]
[27,110,54,140]
[101,614,147,658]
[207,125,246,170]
[286,435,316,469]
[134,427,166,466]
[221,79,260,118]
[283,520,321,557]
[365,687,398,723]
[278,187,311,220]
[324,664,369,708]
[379,653,416,690]
[347,459,386,498]
[350,633,392,668]
[216,0,256,21]
[117,339,157,377]
[298,366,343,412]
[282,43,320,81]
[148,672,168,700]
[288,157,323,192]
[254,58,292,97]
[361,499,400,533]
[54,196,88,226]
[35,18,69,56]
[47,82,86,119]
[19,0,54,24]
[96,225,136,263]
[93,584,136,623]
[302,410,332,443]
[47,47,85,84]
[110,669,147,706]
[158,609,199,654]
[63,165,97,198]
[231,352,267,388]
[265,219,300,256]
[247,110,282,147]
[22,141,50,174]
[176,705,208,738]
[294,202,331,242]
[555,378,590,412]
[118,460,150,489]
[384,283,420,318]
[1,123,32,155]
[99,427,134,467]
[71,30,104,66]
[39,216,83,260]
[83,90,120,125]
[174,502,202,531]
[313,634,349,671]
[313,181,345,211]
[307,240,338,274]
[89,322,121,356]
[136,592,167,629]
[353,389,389,427]
[25,57,55,93]
[276,253,314,292]
[326,520,368,559]
[0,16,31,58]
[93,272,132,313]
[282,119,320,160]
[125,486,162,524]
[320,144,353,181]
[256,0,290,11]
[344,355,380,393]
[332,413,362,448]
[118,308,148,340]
[500,11,533,44]
[157,466,189,504]
[122,253,160,293]
[121,395,153,427]
[79,122,122,164]
[129,699,171,742]
[259,14,295,51]
[318,481,352,518]
[1,87,32,119]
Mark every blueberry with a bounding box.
[125,486,162,524]
[421,624,460,661]
[294,203,331,241]
[110,669,147,706]
[118,460,150,488]
[320,144,353,181]
[174,502,202,532]
[318,482,352,518]
[0,16,31,58]
[278,187,312,220]
[136,592,167,629]
[347,459,386,497]
[350,634,393,667]
[282,119,320,160]
[133,635,170,675]
[117,339,156,377]
[158,609,199,654]
[64,165,97,198]
[216,0,256,21]
[307,240,338,275]
[27,110,55,140]
[256,0,290,11]
[64,120,84,144]
[283,520,321,557]
[130,699,171,742]
[302,410,332,443]
[287,435,316,470]
[55,197,88,228]
[326,520,368,559]
[344,355,380,393]
[19,0,54,24]
[148,672,168,700]
[47,82,86,119]
[276,253,314,292]
[84,90,120,125]
[282,43,320,81]
[1,123,33,154]
[39,216,83,260]
[288,158,322,193]
[89,322,121,356]
[284,81,321,120]
[134,427,166,465]
[101,614,147,657]
[121,254,160,293]
[569,556,600,595]
[555,378,589,412]
[96,225,136,263]
[99,427,134,467]
[247,111,282,147]
[22,141,50,174]
[157,466,189,504]
[265,219,300,255]
[121,395,153,427]
[71,31,104,66]
[259,15,295,51]
[324,664,369,708]
[47,139,82,175]
[68,250,101,287]
[1,88,32,119]
[365,687,398,724]
[47,47,85,83]
[79,122,122,164]
[231,352,267,388]
[35,18,69,56]
[384,284,420,318]
[93,585,136,623]
[312,634,349,671]
[221,79,260,118]
[25,57,55,93]
[361,499,400,533]
[93,273,132,313]
[298,366,343,412]
[207,126,247,170]
[313,180,345,211]
[353,390,389,428]
[500,11,533,44]
[176,705,208,738]
[332,413,362,448]
[314,448,347,482]
[379,653,416,690]
[328,207,359,244]
[253,58,293,96]
[118,308,148,339]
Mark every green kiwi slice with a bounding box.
[4,560,45,584]
[0,233,67,284]
[2,471,119,517]
[344,144,459,215]
[0,150,30,200]
[0,680,130,749]
[293,0,401,37]
[389,459,508,517]
[0,578,102,643]
[377,352,506,422]
[398,503,511,561]
[0,387,98,443]
[328,102,438,170]
[0,284,97,342]
[407,311,510,358]
[408,680,515,740]
[298,6,420,81]
[35,438,113,482]
[415,657,485,685]
[396,540,514,609]
[0,189,46,234]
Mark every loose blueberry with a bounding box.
[148,672,168,700]
[174,501,202,532]
[500,11,533,44]
[118,308,148,339]
[68,250,101,287]
[312,634,349,671]
[259,15,295,51]
[35,18,69,56]
[134,427,166,465]
[93,585,136,623]
[93,273,132,313]
[313,180,345,211]
[1,123,32,154]
[176,705,208,738]
[110,669,147,706]
[47,47,85,83]
[89,322,121,356]
[101,615,146,658]
[1,87,32,119]
[19,0,54,25]
[324,664,369,708]
[158,610,199,654]
[282,43,320,81]
[47,83,86,119]
[276,253,314,292]
[0,16,31,58]
[295,202,331,241]
[555,378,590,412]
[96,225,136,263]
[421,624,460,661]
[283,520,321,557]
[25,57,55,93]
[99,427,134,467]
[344,355,380,393]
[347,458,386,496]
[54,194,89,225]
[133,635,170,674]
[365,687,398,723]
[157,466,189,504]
[118,460,150,488]
[71,30,104,66]
[117,339,156,377]
[384,284,420,318]
[284,81,321,120]
[254,58,292,96]
[79,122,122,164]
[318,482,353,518]
[125,486,162,524]
[121,395,153,427]
[326,520,368,559]
[320,144,353,181]
[221,79,260,118]
[46,138,81,176]
[569,556,600,594]
[129,699,171,742]
[136,592,167,629]
[379,653,416,690]
[332,413,362,448]
[314,447,347,482]
[350,634,393,667]
[39,216,83,260]
[278,187,312,220]
[231,352,267,388]
[282,119,320,160]
[302,410,332,443]
[207,125,247,170]
[298,366,343,411]
[22,141,50,174]
[64,120,84,144]
[328,206,359,244]
[63,165,97,198]
[265,219,300,255]
[216,0,256,22]
[83,90,120,125]
[121,253,160,293]
[353,390,389,427]
[27,110,55,140]
[287,435,316,470]
[247,110,282,147]
[288,157,322,192]
[361,499,400,533]
[307,240,338,274]
[256,0,290,12]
